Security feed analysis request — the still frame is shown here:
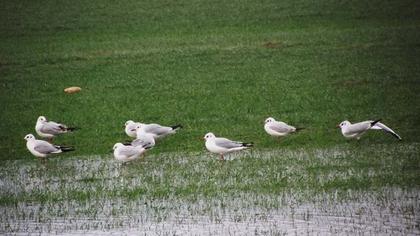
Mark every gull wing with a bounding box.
[33,141,60,154]
[372,122,402,140]
[40,122,65,134]
[144,124,172,136]
[269,122,294,133]
[131,138,154,149]
[118,145,139,157]
[214,138,243,149]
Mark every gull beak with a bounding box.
[336,125,340,128]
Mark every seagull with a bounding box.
[204,132,253,160]
[129,125,156,149]
[113,143,149,162]
[337,119,402,140]
[124,120,140,138]
[132,122,182,140]
[35,116,77,141]
[24,134,74,159]
[264,117,303,138]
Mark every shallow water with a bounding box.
[2,189,419,235]
[0,148,419,235]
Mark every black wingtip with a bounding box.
[171,124,183,130]
[371,119,381,126]
[296,127,305,131]
[386,131,402,141]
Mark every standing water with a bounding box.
[0,147,419,235]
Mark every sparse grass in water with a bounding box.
[0,144,418,204]
[0,145,419,234]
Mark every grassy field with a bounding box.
[1,0,419,159]
[0,0,420,233]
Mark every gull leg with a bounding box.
[219,154,224,161]
[39,157,48,164]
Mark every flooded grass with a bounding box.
[1,189,418,235]
[1,144,419,234]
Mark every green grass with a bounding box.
[1,0,419,160]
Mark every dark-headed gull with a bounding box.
[113,143,149,162]
[337,119,402,140]
[24,134,74,159]
[264,117,303,138]
[35,116,77,141]
[204,132,253,160]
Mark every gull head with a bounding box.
[265,117,275,124]
[37,116,47,123]
[338,120,351,129]
[204,132,215,140]
[125,120,135,127]
[131,124,142,132]
[24,134,35,141]
[113,143,124,150]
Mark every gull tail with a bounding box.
[66,127,79,132]
[60,146,75,152]
[171,124,183,130]
[242,142,254,147]
[144,144,154,150]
